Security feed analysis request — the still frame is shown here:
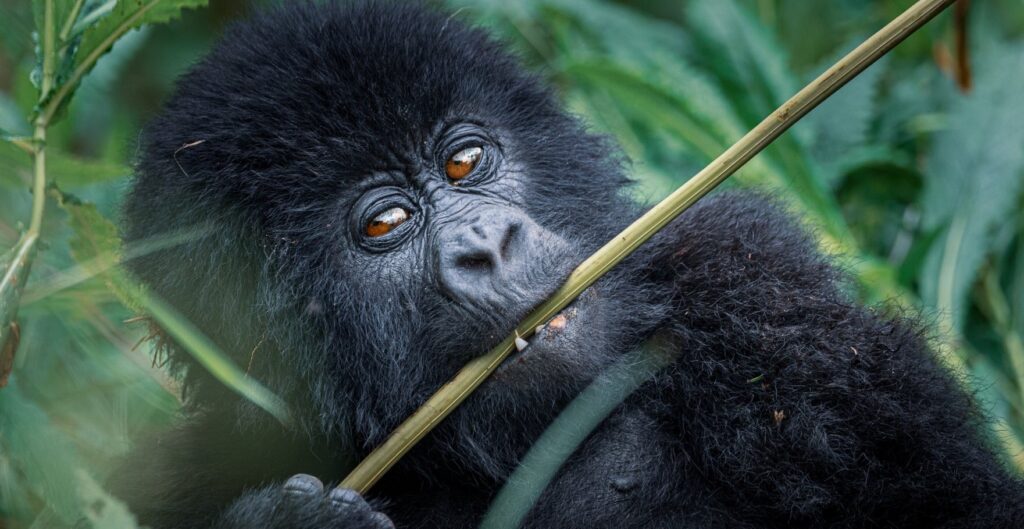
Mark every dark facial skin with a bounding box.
[115,3,1024,529]
[340,119,606,370]
[340,121,572,353]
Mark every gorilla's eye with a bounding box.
[445,146,482,180]
[366,207,411,237]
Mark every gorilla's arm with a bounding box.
[641,192,1024,527]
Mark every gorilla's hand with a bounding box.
[217,474,394,529]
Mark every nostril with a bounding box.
[455,254,493,273]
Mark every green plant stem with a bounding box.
[0,233,38,350]
[0,0,56,372]
[479,344,677,529]
[29,122,47,236]
[40,0,56,98]
[338,0,957,495]
[30,0,56,237]
[60,0,87,42]
[134,289,291,424]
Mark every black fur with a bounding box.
[116,2,1024,528]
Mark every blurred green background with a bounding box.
[1,0,1023,527]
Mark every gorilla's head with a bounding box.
[126,1,666,479]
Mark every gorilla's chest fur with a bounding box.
[521,408,678,526]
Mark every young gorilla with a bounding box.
[116,2,1024,528]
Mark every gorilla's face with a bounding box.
[338,120,600,382]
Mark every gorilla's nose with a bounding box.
[438,213,525,304]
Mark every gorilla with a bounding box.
[114,1,1024,528]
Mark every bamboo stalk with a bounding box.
[340,0,956,494]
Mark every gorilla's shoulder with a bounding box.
[638,190,838,294]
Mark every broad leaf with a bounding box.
[684,0,849,247]
[0,381,83,524]
[74,0,207,83]
[801,38,889,187]
[66,201,119,266]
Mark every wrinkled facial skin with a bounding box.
[340,121,575,354]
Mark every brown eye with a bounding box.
[445,146,482,180]
[365,207,410,237]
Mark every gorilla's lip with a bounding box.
[533,303,578,340]
[494,288,595,374]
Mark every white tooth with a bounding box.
[535,325,546,334]
[514,336,529,352]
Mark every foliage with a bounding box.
[0,0,1022,526]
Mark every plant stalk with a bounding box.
[29,121,48,236]
[60,0,87,42]
[339,0,957,494]
[40,0,56,98]
[0,0,56,365]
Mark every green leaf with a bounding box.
[70,1,117,37]
[0,141,33,188]
[42,0,208,122]
[66,200,119,264]
[58,198,289,423]
[684,0,850,248]
[0,92,30,137]
[50,152,129,186]
[62,198,148,309]
[686,0,797,122]
[538,0,689,58]
[0,380,83,524]
[73,0,207,82]
[135,289,292,425]
[801,38,889,187]
[920,44,1024,330]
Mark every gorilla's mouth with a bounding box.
[494,288,596,374]
[533,304,578,341]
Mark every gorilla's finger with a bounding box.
[327,487,371,515]
[368,511,396,529]
[282,474,324,500]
